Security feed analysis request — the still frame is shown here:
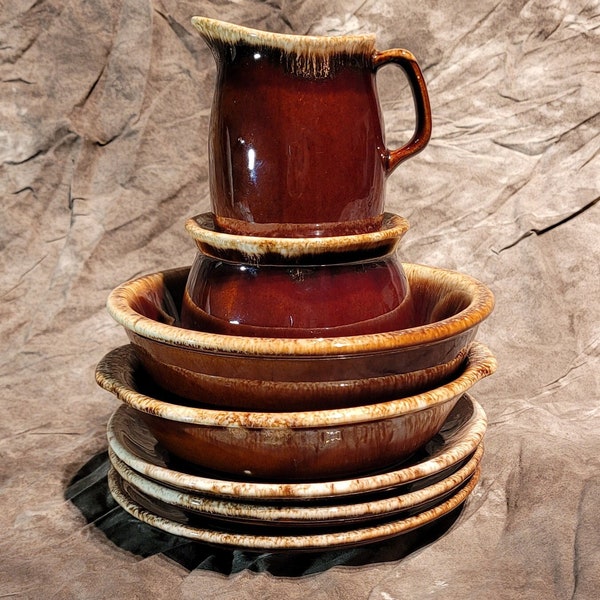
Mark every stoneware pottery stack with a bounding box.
[96,17,497,551]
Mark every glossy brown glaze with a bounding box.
[141,409,457,482]
[95,343,496,481]
[106,264,494,410]
[192,17,431,237]
[149,348,462,411]
[180,251,413,337]
[107,394,487,500]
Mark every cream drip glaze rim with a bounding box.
[191,16,377,54]
[191,16,382,78]
[108,466,480,549]
[109,444,483,522]
[95,342,496,428]
[185,212,409,263]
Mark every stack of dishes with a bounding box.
[96,15,497,552]
[97,257,495,550]
[104,393,485,551]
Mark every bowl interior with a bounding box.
[107,263,494,409]
[121,263,493,351]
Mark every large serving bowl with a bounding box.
[105,263,494,410]
[95,343,496,481]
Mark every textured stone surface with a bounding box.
[1,0,599,598]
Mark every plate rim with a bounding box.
[108,466,480,551]
[109,443,483,524]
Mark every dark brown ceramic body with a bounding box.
[180,252,413,338]
[209,52,385,236]
[140,403,458,481]
[195,19,432,237]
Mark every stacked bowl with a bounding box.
[95,17,497,551]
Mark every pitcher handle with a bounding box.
[373,49,432,174]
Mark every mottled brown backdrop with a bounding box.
[1,1,599,598]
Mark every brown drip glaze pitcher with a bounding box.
[192,17,432,237]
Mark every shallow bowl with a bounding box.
[185,212,410,265]
[106,393,487,500]
[95,343,496,481]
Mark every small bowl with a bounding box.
[106,263,494,410]
[181,250,414,338]
[95,343,496,481]
[185,212,410,265]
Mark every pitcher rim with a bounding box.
[191,16,377,54]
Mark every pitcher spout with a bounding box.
[190,17,233,63]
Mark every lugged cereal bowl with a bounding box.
[95,342,496,481]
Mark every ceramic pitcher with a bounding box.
[192,17,431,237]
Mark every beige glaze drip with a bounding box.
[191,16,376,78]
